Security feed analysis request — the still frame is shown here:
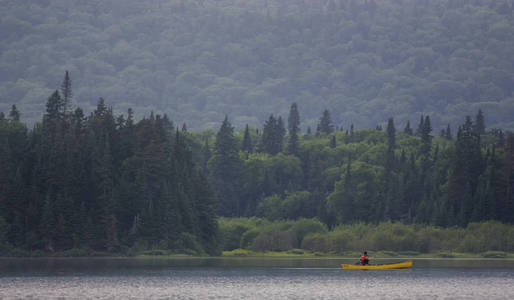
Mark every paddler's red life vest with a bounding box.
[360,254,369,265]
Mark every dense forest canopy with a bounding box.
[1,71,513,254]
[1,0,514,130]
[0,89,219,255]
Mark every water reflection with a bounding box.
[1,258,514,299]
[1,257,514,275]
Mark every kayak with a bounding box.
[341,260,413,270]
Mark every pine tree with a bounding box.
[473,109,486,135]
[317,109,334,134]
[449,116,484,226]
[287,103,300,134]
[420,115,432,159]
[242,124,252,153]
[287,127,299,155]
[387,118,396,151]
[44,90,63,122]
[208,116,243,216]
[261,115,285,155]
[329,135,336,148]
[9,105,20,121]
[445,124,452,140]
[287,103,300,155]
[416,115,424,136]
[404,121,413,135]
[60,70,72,114]
[201,138,211,172]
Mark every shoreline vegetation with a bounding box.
[2,76,514,258]
[1,219,512,259]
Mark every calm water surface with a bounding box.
[1,258,514,299]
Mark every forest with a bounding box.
[1,71,513,255]
[1,0,514,130]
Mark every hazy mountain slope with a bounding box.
[1,0,513,130]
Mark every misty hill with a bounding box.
[1,0,513,130]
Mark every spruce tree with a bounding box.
[420,115,432,158]
[9,105,20,121]
[329,135,336,148]
[287,103,300,134]
[386,118,396,151]
[60,70,72,114]
[416,115,424,136]
[473,109,486,135]
[317,109,334,134]
[404,121,413,135]
[242,124,252,153]
[287,103,300,155]
[208,116,243,216]
[261,114,285,155]
[445,124,452,140]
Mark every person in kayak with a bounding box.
[360,251,369,265]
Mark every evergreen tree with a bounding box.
[449,116,483,226]
[404,121,413,135]
[261,114,285,155]
[317,109,334,134]
[416,115,424,137]
[201,138,211,172]
[287,103,300,134]
[445,124,452,140]
[386,118,396,152]
[208,116,243,216]
[44,90,63,122]
[473,109,486,135]
[329,135,336,148]
[420,115,432,159]
[242,124,252,153]
[287,126,299,155]
[9,105,20,121]
[287,103,300,155]
[60,70,72,114]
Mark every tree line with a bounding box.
[1,74,514,255]
[199,101,514,229]
[0,74,219,255]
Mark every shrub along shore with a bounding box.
[218,218,514,259]
[1,218,513,258]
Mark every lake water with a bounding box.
[1,258,514,299]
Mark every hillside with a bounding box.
[1,0,514,130]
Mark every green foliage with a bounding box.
[209,116,243,216]
[216,218,514,255]
[3,1,514,131]
[287,218,327,248]
[0,90,220,255]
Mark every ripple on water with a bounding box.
[1,268,514,299]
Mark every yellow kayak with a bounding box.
[341,260,413,270]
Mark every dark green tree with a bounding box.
[9,105,20,121]
[287,103,300,155]
[242,124,252,153]
[473,109,486,135]
[416,115,424,137]
[261,114,285,155]
[60,70,72,114]
[208,116,243,216]
[404,121,413,135]
[317,109,334,134]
